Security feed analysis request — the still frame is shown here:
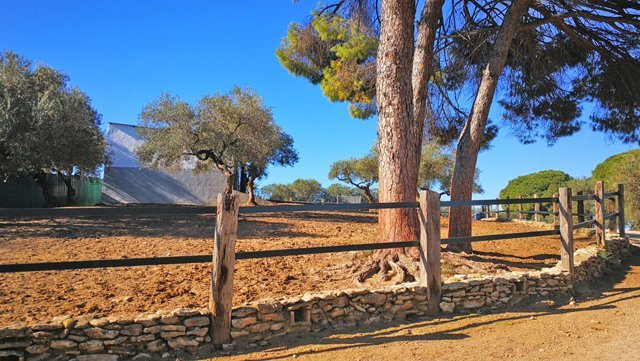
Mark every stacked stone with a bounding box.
[0,308,210,361]
[230,285,429,347]
[0,238,631,357]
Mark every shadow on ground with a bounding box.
[186,244,640,361]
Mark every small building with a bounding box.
[101,122,233,205]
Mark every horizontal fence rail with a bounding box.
[0,241,420,274]
[442,229,561,245]
[573,219,596,230]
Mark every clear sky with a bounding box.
[2,1,636,198]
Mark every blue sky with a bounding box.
[2,1,635,198]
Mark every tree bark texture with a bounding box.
[59,172,76,206]
[245,176,257,206]
[447,0,531,252]
[34,172,53,208]
[376,0,419,260]
[375,0,444,264]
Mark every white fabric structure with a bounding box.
[101,123,231,205]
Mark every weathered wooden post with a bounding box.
[594,181,605,247]
[559,187,574,278]
[210,193,240,348]
[618,184,626,238]
[506,197,511,220]
[534,193,540,222]
[576,191,585,223]
[608,194,617,232]
[519,195,523,220]
[419,190,441,316]
[552,193,559,228]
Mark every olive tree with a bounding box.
[136,86,292,195]
[0,51,106,206]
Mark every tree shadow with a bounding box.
[195,245,640,360]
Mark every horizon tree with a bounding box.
[329,151,378,203]
[243,132,299,205]
[136,86,290,195]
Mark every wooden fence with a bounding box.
[0,181,625,348]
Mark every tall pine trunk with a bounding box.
[374,0,444,267]
[447,0,531,252]
[376,0,419,263]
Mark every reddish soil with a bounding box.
[0,209,592,326]
[216,241,640,361]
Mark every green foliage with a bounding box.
[276,13,377,119]
[259,183,295,201]
[0,51,107,179]
[593,149,640,228]
[136,86,294,191]
[260,178,324,202]
[499,170,573,213]
[325,183,362,199]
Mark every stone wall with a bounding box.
[0,238,630,360]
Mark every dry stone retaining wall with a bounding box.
[0,238,630,360]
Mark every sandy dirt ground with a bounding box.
[0,209,591,326]
[214,240,640,361]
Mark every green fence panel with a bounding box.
[0,174,103,208]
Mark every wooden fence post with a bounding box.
[577,191,585,223]
[559,187,574,278]
[506,197,511,220]
[534,193,540,222]
[552,193,559,228]
[419,190,441,316]
[618,184,626,238]
[594,181,605,247]
[210,193,240,348]
[519,196,523,220]
[607,195,617,232]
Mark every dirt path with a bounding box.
[214,241,640,361]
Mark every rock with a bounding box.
[0,340,31,349]
[444,282,468,291]
[257,303,282,314]
[463,299,486,309]
[270,323,285,331]
[129,334,155,343]
[531,300,556,309]
[231,316,257,329]
[167,336,199,349]
[329,308,346,318]
[186,327,208,337]
[25,344,50,354]
[32,322,63,331]
[183,316,209,327]
[222,343,235,352]
[68,334,89,342]
[331,296,349,308]
[89,318,110,327]
[146,339,167,353]
[160,331,186,339]
[160,316,180,325]
[103,336,128,346]
[50,339,78,350]
[0,327,27,339]
[120,324,143,336]
[260,312,285,322]
[248,323,272,333]
[75,354,119,361]
[439,302,455,313]
[144,325,185,334]
[63,319,75,329]
[230,330,249,339]
[107,345,136,355]
[232,307,257,318]
[84,328,120,339]
[80,340,105,353]
[131,353,155,360]
[133,315,159,327]
[0,350,23,358]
